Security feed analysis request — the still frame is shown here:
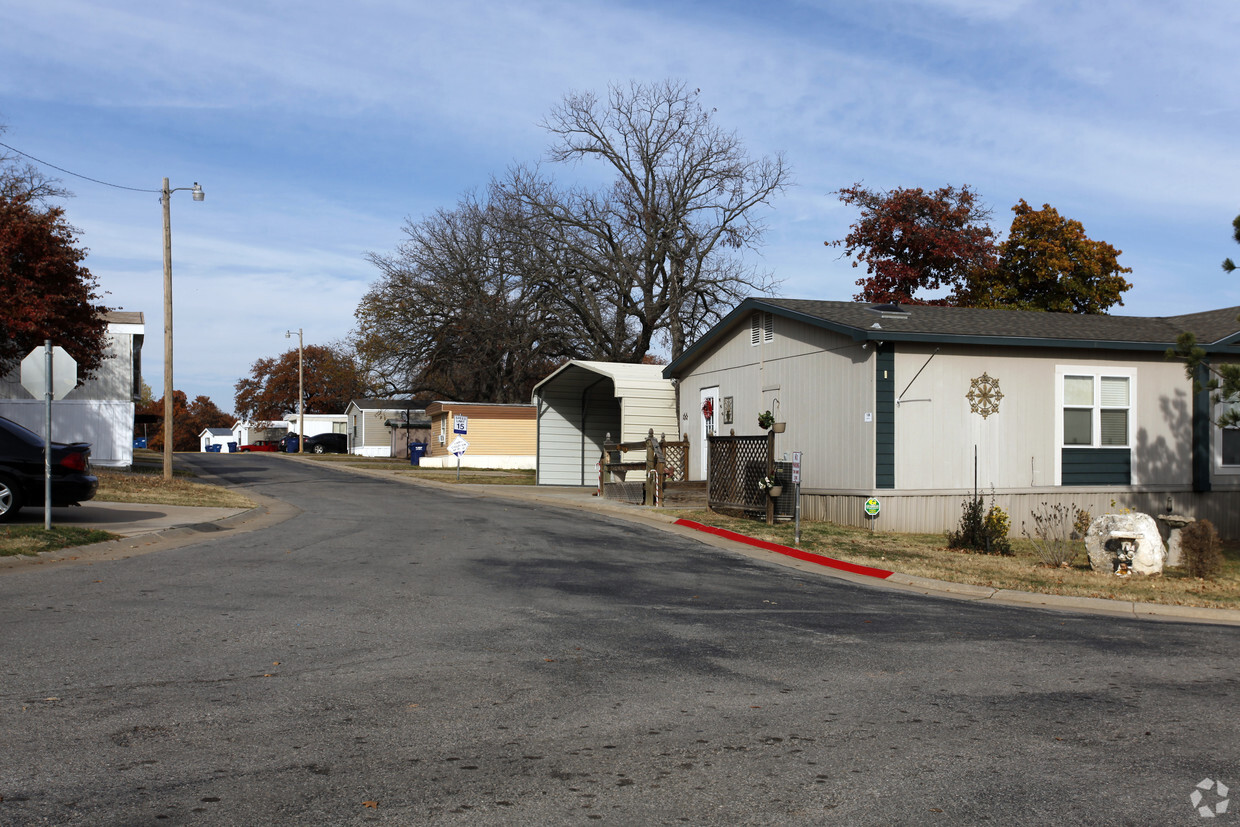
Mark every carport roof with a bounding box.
[532,360,672,400]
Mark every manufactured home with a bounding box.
[664,298,1240,537]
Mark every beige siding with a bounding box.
[676,312,873,487]
[426,405,535,459]
[893,345,1195,490]
[361,411,390,447]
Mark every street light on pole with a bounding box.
[286,328,304,453]
[161,178,204,480]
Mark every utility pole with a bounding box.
[160,178,204,479]
[287,328,304,452]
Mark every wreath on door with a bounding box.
[701,398,714,420]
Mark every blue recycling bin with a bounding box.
[409,442,428,466]
[282,433,300,452]
[133,437,148,449]
[206,444,222,453]
[227,442,238,453]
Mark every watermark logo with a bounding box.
[1191,778,1230,818]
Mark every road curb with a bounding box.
[0,491,299,575]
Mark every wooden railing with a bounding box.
[599,430,690,506]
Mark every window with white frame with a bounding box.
[438,417,447,445]
[1224,428,1240,466]
[750,311,773,346]
[1062,373,1130,447]
[1218,396,1240,470]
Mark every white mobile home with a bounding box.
[0,310,145,467]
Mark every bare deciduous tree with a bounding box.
[506,80,790,360]
[355,81,791,400]
[355,193,572,403]
[1,124,73,204]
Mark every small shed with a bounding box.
[199,427,233,452]
[531,360,679,486]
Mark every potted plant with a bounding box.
[758,473,783,498]
[757,410,785,433]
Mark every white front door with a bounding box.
[700,387,719,479]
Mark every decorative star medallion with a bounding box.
[966,372,1003,419]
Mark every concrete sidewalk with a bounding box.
[9,501,251,538]
[0,493,295,575]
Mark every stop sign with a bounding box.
[21,345,78,400]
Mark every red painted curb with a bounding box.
[673,519,894,580]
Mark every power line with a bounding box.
[0,140,160,193]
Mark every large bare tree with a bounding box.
[355,193,572,403]
[506,80,791,360]
[355,81,790,400]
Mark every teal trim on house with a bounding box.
[1193,361,1212,492]
[875,346,895,489]
[1062,447,1131,485]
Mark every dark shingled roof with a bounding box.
[103,310,144,325]
[665,298,1240,376]
[349,398,419,411]
[759,299,1240,347]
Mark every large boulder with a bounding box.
[1084,513,1167,576]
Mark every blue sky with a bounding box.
[2,0,1237,412]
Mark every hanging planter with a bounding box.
[767,485,783,498]
[758,410,785,433]
[758,473,782,499]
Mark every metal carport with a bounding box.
[531,361,679,486]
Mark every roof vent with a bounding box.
[869,301,910,319]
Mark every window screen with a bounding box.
[1224,429,1240,466]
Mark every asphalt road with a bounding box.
[1,454,1237,825]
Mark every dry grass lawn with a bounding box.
[675,509,1240,611]
[298,454,535,485]
[95,462,255,509]
[0,525,116,557]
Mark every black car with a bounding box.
[0,415,98,522]
[302,432,348,454]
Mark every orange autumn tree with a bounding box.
[963,200,1132,314]
[831,187,1131,314]
[138,391,233,452]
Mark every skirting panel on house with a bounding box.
[800,489,1240,540]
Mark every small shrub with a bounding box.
[947,495,1012,555]
[1023,502,1086,568]
[985,505,1011,548]
[1073,509,1092,539]
[1182,519,1224,580]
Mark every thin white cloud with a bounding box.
[3,0,1238,407]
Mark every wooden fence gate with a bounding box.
[707,431,794,523]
